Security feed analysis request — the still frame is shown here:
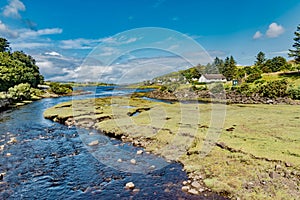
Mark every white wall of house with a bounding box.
[198,75,227,83]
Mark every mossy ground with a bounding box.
[44,97,300,199]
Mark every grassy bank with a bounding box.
[44,97,300,199]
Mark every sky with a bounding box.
[0,0,300,83]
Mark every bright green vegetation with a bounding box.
[44,97,300,199]
[0,38,44,103]
[48,82,73,95]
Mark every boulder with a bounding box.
[125,182,135,189]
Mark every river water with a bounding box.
[0,86,225,199]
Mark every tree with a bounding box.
[0,38,10,52]
[288,24,300,64]
[264,56,290,72]
[255,51,266,66]
[222,56,237,80]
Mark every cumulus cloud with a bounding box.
[45,51,61,56]
[11,42,52,49]
[266,22,285,38]
[253,31,263,39]
[0,20,18,38]
[3,0,25,18]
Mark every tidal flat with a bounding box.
[44,97,300,199]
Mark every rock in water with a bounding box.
[125,182,135,189]
[130,159,137,165]
[136,150,143,155]
[88,140,99,146]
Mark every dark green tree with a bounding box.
[288,24,300,64]
[0,38,10,52]
[255,51,266,66]
[222,56,237,80]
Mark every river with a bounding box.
[0,86,225,199]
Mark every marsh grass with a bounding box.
[44,97,300,199]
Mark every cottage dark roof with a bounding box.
[202,74,226,80]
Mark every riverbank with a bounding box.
[0,90,91,112]
[44,96,300,199]
[133,88,300,105]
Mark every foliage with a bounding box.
[245,72,262,83]
[288,24,300,64]
[255,51,266,66]
[263,56,291,73]
[0,38,44,91]
[209,83,224,94]
[288,86,300,100]
[49,82,73,95]
[257,79,289,98]
[0,38,10,52]
[8,83,32,101]
[221,56,237,81]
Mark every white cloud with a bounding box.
[11,42,52,49]
[0,20,18,38]
[45,51,61,56]
[19,28,63,38]
[266,22,284,38]
[253,31,263,39]
[60,38,101,49]
[3,0,25,18]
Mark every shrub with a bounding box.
[246,73,262,83]
[288,86,300,100]
[257,79,289,98]
[8,83,32,101]
[209,83,224,94]
[50,82,73,95]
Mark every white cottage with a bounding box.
[198,74,227,83]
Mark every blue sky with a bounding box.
[0,0,300,83]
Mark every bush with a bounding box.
[209,83,224,94]
[50,82,73,95]
[8,83,32,101]
[288,86,300,100]
[246,73,262,83]
[234,83,253,96]
[257,79,289,98]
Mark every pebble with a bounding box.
[181,186,190,192]
[191,181,201,189]
[88,140,99,146]
[132,188,140,193]
[182,181,188,185]
[117,159,122,162]
[188,188,199,195]
[149,165,155,170]
[130,159,137,165]
[6,153,11,157]
[136,150,143,155]
[125,182,135,189]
